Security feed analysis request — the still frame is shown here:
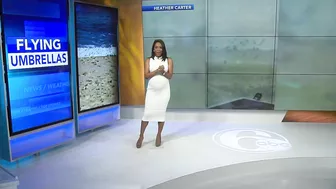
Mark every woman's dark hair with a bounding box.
[150,39,167,61]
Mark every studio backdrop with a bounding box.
[141,0,336,111]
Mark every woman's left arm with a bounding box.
[164,58,174,79]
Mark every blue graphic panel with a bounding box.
[2,0,68,19]
[2,0,72,135]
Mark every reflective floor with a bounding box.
[1,119,336,189]
[0,166,19,189]
[149,157,336,189]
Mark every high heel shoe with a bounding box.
[155,134,161,147]
[136,136,144,148]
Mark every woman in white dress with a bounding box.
[136,39,174,148]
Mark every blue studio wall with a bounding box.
[0,0,76,162]
[69,0,80,134]
[0,0,120,162]
[0,31,10,161]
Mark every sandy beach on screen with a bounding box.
[78,55,118,111]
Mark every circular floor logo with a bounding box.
[213,128,292,153]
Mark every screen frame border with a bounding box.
[74,1,120,114]
[0,0,74,136]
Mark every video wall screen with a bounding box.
[208,0,276,37]
[75,3,119,113]
[143,37,207,74]
[278,0,336,36]
[142,0,206,37]
[207,37,275,74]
[142,0,336,111]
[1,0,73,135]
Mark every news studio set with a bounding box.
[0,0,336,189]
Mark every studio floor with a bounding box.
[2,119,336,189]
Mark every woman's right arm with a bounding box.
[144,58,158,79]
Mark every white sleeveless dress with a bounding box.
[142,57,170,122]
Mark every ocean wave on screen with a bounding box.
[77,46,117,58]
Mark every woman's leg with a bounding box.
[156,122,165,147]
[136,121,149,148]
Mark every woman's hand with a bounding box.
[156,66,164,74]
[158,65,164,70]
[163,58,174,79]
